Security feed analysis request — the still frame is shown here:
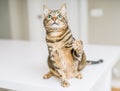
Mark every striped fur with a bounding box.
[43,4,103,87]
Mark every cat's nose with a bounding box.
[52,17,57,21]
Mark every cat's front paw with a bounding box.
[72,40,83,54]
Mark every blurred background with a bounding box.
[0,0,120,91]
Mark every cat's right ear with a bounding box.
[43,5,50,17]
[60,3,67,17]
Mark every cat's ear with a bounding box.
[43,5,50,17]
[60,3,67,16]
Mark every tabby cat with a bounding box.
[43,4,103,87]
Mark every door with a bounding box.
[0,0,11,39]
[88,0,120,45]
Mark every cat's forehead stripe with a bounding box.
[50,10,59,14]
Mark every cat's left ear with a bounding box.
[60,3,67,17]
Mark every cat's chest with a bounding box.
[53,47,73,68]
[49,31,63,37]
[48,42,76,78]
[48,42,66,51]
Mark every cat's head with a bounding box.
[43,4,68,31]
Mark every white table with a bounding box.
[0,40,120,91]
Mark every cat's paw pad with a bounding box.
[75,73,82,79]
[61,81,70,88]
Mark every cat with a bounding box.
[43,4,103,87]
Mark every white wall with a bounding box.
[27,0,45,42]
[0,0,88,42]
[79,0,88,44]
[0,0,87,42]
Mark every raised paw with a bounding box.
[61,80,70,88]
[43,72,53,79]
[75,73,82,79]
[72,40,83,54]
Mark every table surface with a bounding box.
[0,40,120,91]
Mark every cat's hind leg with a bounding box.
[57,70,70,87]
[61,80,70,87]
[43,71,53,79]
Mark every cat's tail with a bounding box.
[86,59,103,65]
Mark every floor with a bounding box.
[112,88,120,91]
[0,88,120,91]
[0,88,13,91]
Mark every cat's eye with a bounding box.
[47,15,52,19]
[58,14,62,18]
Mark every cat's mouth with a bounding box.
[51,22,58,26]
[50,22,61,28]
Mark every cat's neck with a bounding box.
[46,25,69,37]
[46,26,71,42]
